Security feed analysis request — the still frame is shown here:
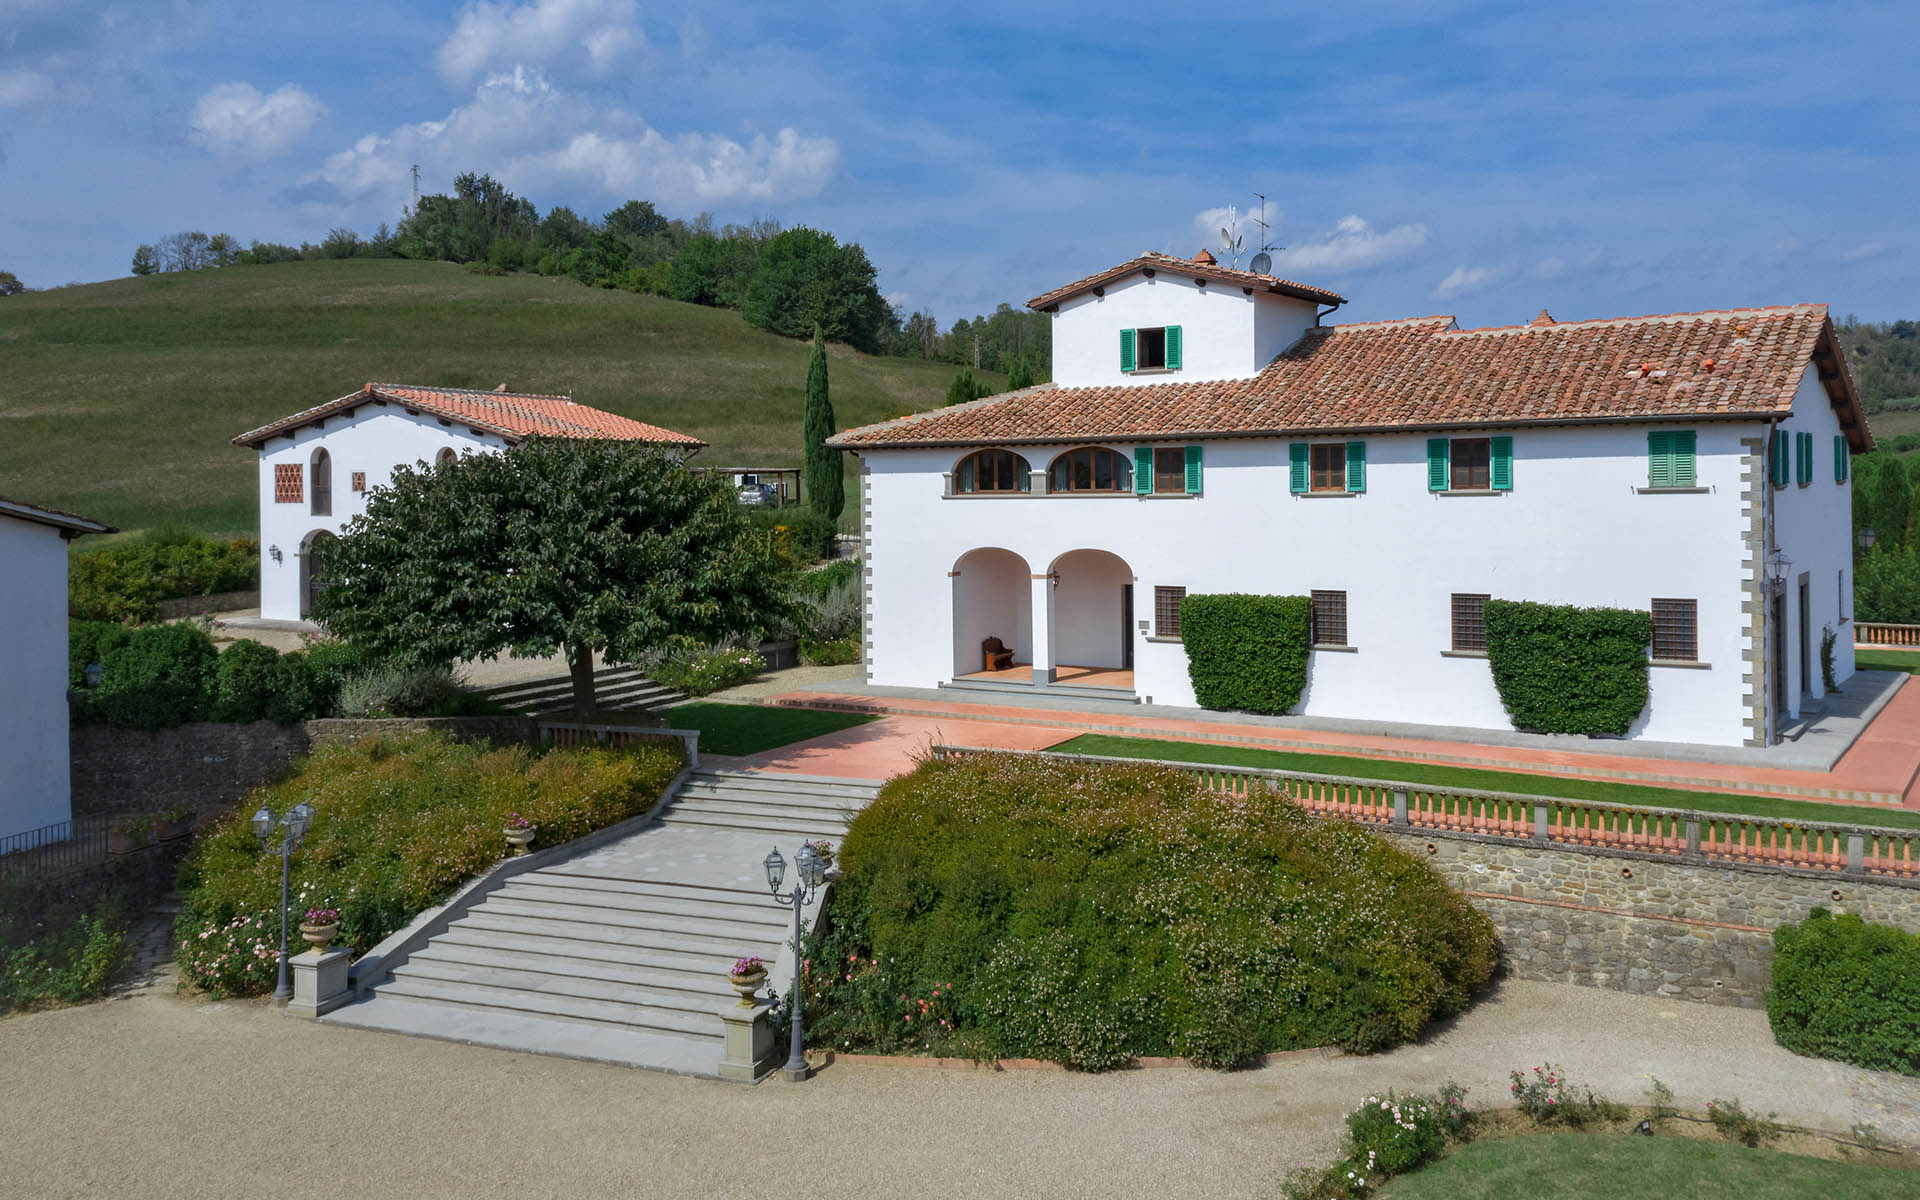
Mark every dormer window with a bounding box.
[1120,326,1183,373]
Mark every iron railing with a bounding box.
[0,817,111,885]
[931,745,1920,882]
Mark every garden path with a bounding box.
[1,978,1912,1198]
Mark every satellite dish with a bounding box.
[1249,252,1272,275]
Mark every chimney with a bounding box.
[1530,309,1556,326]
[494,382,510,392]
[1192,249,1217,266]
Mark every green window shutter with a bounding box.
[1346,441,1366,493]
[1648,431,1672,489]
[1799,431,1812,484]
[1673,430,1696,487]
[1288,443,1308,494]
[1427,438,1449,491]
[1133,447,1152,495]
[1770,431,1787,486]
[1166,325,1183,370]
[1120,328,1136,373]
[1490,436,1513,491]
[1184,444,1203,495]
[1836,435,1848,482]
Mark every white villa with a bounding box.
[234,384,704,621]
[830,250,1870,748]
[0,496,112,848]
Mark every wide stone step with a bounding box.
[376,974,720,1040]
[496,880,789,933]
[666,795,861,826]
[455,911,760,961]
[431,926,749,976]
[685,771,882,798]
[657,809,849,838]
[673,787,869,815]
[474,896,784,946]
[479,667,652,701]
[392,958,735,1017]
[407,943,739,1000]
[322,995,721,1076]
[521,871,783,915]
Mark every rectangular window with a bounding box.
[1450,438,1491,490]
[1839,569,1849,621]
[1309,443,1346,492]
[1154,586,1186,638]
[1311,590,1349,647]
[351,471,367,493]
[1651,598,1699,662]
[1136,326,1168,370]
[1153,446,1186,494]
[1648,430,1697,488]
[273,463,303,504]
[1450,593,1489,653]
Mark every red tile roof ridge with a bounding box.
[1026,251,1344,310]
[824,384,1059,448]
[1328,315,1459,332]
[371,381,574,403]
[234,383,704,448]
[1446,303,1827,338]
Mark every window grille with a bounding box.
[1651,598,1698,662]
[1154,586,1186,638]
[1451,593,1490,653]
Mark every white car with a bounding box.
[736,483,777,505]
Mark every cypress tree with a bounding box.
[803,326,844,519]
[1007,354,1034,391]
[946,366,979,407]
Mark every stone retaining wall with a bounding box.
[1393,833,1920,1008]
[70,717,539,816]
[157,589,260,620]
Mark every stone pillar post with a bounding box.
[1392,791,1408,827]
[1847,833,1865,873]
[287,948,352,1018]
[1030,573,1056,686]
[718,1000,779,1082]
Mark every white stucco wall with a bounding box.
[864,422,1777,746]
[255,410,511,620]
[1769,365,1857,719]
[0,517,74,842]
[1050,272,1318,387]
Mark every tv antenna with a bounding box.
[1249,192,1282,275]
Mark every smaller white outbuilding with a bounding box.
[0,496,113,849]
[233,383,706,622]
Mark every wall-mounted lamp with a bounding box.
[1764,547,1791,588]
[269,544,283,564]
[1857,526,1877,552]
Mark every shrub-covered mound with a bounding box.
[801,754,1498,1070]
[1768,907,1920,1076]
[69,526,257,623]
[175,733,680,997]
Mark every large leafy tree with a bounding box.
[802,326,844,520]
[742,226,889,351]
[315,439,784,715]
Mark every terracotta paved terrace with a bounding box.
[732,679,1920,809]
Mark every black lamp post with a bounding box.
[1858,525,1877,553]
[252,801,315,1002]
[764,842,826,1081]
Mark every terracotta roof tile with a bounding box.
[829,304,1871,451]
[233,384,705,449]
[1026,250,1345,310]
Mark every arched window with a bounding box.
[436,447,457,469]
[954,450,1032,494]
[1048,447,1131,493]
[310,448,332,516]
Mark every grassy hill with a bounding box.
[0,259,986,535]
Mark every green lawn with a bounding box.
[664,702,877,757]
[0,259,987,535]
[1045,733,1920,831]
[1381,1132,1917,1199]
[1856,648,1920,675]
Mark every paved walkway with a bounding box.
[1,979,1912,1198]
[761,677,1920,809]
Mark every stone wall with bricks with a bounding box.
[70,717,538,817]
[1391,832,1920,1008]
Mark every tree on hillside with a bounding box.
[314,439,785,716]
[536,206,595,253]
[1872,458,1912,549]
[1006,354,1035,391]
[0,270,23,296]
[946,366,991,407]
[669,232,760,308]
[130,245,159,276]
[803,326,844,520]
[742,227,889,352]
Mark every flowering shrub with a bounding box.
[804,754,1497,1070]
[0,906,130,1012]
[1706,1097,1780,1147]
[1509,1064,1626,1128]
[303,907,339,926]
[732,956,766,976]
[646,640,765,697]
[1282,1084,1471,1200]
[176,733,680,996]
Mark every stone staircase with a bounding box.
[474,664,684,717]
[324,768,883,1077]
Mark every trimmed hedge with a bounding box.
[69,528,257,623]
[1179,593,1311,715]
[70,622,387,728]
[1484,600,1651,736]
[801,753,1498,1070]
[1767,908,1920,1076]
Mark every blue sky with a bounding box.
[2,0,1915,328]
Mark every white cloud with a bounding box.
[314,67,837,211]
[1841,241,1887,263]
[1434,264,1506,299]
[1272,215,1427,275]
[0,68,54,108]
[437,0,644,84]
[188,82,326,163]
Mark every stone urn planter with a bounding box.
[729,957,768,1008]
[299,909,340,955]
[504,813,536,857]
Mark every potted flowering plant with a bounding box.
[503,812,536,856]
[728,955,768,1007]
[109,814,154,856]
[155,803,195,842]
[805,839,836,868]
[299,907,341,954]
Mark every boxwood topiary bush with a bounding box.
[88,621,219,729]
[1179,593,1311,715]
[1767,908,1920,1076]
[1483,600,1651,736]
[800,753,1498,1070]
[174,733,682,996]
